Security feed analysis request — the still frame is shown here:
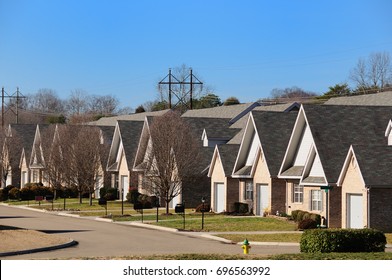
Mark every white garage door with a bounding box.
[348,194,363,229]
[257,184,269,216]
[214,183,225,213]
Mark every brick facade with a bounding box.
[369,188,392,232]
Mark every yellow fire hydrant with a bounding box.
[241,239,251,254]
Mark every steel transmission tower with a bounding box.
[1,87,27,128]
[158,68,203,110]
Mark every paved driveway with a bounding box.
[0,205,300,259]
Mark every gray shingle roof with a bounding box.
[117,120,145,171]
[216,144,240,176]
[227,102,300,144]
[303,104,392,183]
[181,117,238,140]
[351,145,392,187]
[9,124,37,166]
[181,103,258,119]
[251,111,298,177]
[88,110,170,126]
[324,91,392,106]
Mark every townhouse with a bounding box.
[278,104,391,227]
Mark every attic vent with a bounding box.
[351,156,357,169]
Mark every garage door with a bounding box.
[348,194,363,229]
[214,183,225,213]
[256,184,269,216]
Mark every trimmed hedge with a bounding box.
[233,202,249,214]
[300,228,386,253]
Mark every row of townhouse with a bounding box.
[209,96,392,232]
[5,91,392,231]
[5,123,116,198]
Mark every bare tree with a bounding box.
[141,111,201,214]
[88,95,119,115]
[65,89,90,116]
[58,125,104,205]
[0,127,23,188]
[350,51,392,93]
[270,86,318,99]
[27,88,64,113]
[41,125,64,198]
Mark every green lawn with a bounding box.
[76,252,392,260]
[216,233,302,243]
[136,215,297,232]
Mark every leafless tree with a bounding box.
[40,125,64,198]
[88,95,119,115]
[0,127,23,188]
[65,89,91,116]
[27,88,64,113]
[350,51,392,93]
[270,86,318,99]
[141,111,201,214]
[58,125,105,205]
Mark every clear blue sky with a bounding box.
[1,0,391,110]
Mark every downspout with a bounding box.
[367,187,370,228]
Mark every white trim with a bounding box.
[232,113,254,175]
[336,145,366,187]
[278,105,304,177]
[384,119,392,137]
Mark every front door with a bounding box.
[214,183,225,213]
[347,194,363,228]
[256,184,269,216]
[121,175,129,199]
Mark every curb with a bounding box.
[127,222,179,233]
[0,239,78,257]
[57,212,81,218]
[236,241,299,246]
[199,234,234,244]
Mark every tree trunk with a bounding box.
[165,193,170,215]
[79,191,82,204]
[89,192,93,206]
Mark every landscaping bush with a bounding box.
[296,210,306,222]
[302,212,311,220]
[195,203,211,213]
[291,210,300,221]
[298,218,318,230]
[300,228,386,253]
[310,213,321,225]
[8,187,21,200]
[234,202,249,214]
[126,187,140,204]
[100,187,118,201]
[0,185,17,201]
[20,186,35,200]
[133,194,157,209]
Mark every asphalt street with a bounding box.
[0,204,300,259]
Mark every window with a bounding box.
[311,190,322,211]
[293,183,303,203]
[32,170,39,183]
[245,181,253,200]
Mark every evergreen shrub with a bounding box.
[300,228,386,253]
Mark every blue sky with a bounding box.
[1,0,391,110]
